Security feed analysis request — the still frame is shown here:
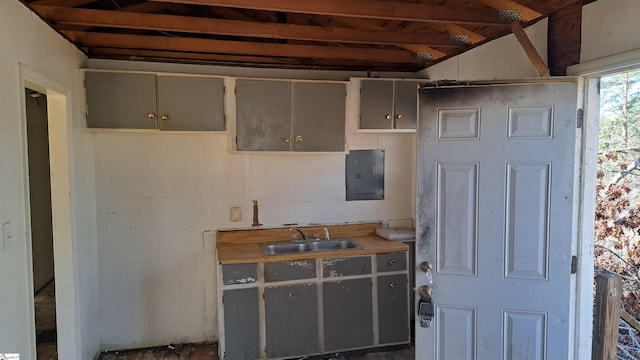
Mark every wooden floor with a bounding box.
[35,281,58,360]
[98,343,414,360]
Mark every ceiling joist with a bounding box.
[64,31,422,64]
[146,0,508,26]
[33,5,460,47]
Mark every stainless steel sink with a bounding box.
[261,238,362,256]
[261,242,312,255]
[308,239,361,251]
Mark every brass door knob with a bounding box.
[161,115,169,121]
[283,137,291,143]
[389,282,397,288]
[385,114,392,120]
[396,114,403,120]
[388,259,397,265]
[419,285,433,299]
[295,135,303,143]
[148,113,156,119]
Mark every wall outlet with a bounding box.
[230,207,242,222]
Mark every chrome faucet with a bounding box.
[289,227,308,241]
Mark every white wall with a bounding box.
[0,1,99,359]
[89,61,416,349]
[418,20,548,81]
[581,0,640,63]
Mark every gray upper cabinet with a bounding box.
[359,79,417,130]
[157,76,225,131]
[236,79,292,151]
[85,71,225,131]
[86,72,157,129]
[292,82,346,152]
[236,79,346,152]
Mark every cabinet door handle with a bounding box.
[389,282,397,288]
[295,135,303,143]
[396,114,403,120]
[283,137,291,143]
[385,114,392,120]
[161,115,169,121]
[388,259,397,265]
[148,113,156,119]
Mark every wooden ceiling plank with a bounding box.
[332,16,447,59]
[88,48,412,70]
[64,31,421,63]
[424,23,486,44]
[30,0,97,6]
[509,21,549,76]
[34,5,456,47]
[147,0,507,26]
[478,0,542,22]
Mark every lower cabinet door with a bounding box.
[223,288,260,360]
[323,278,373,351]
[264,284,319,358]
[377,274,410,344]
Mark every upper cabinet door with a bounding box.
[359,80,394,129]
[85,72,157,129]
[293,82,346,152]
[236,79,292,151]
[157,76,225,131]
[393,81,418,129]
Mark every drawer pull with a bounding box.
[389,282,397,288]
[388,259,397,265]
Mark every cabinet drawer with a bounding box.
[265,260,316,282]
[222,263,258,285]
[323,256,371,278]
[377,252,407,272]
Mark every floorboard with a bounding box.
[98,343,413,360]
[35,280,57,360]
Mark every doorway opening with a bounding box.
[24,88,58,360]
[593,69,640,357]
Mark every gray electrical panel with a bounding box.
[346,149,384,200]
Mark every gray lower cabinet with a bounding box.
[235,79,346,152]
[323,279,373,351]
[219,252,409,359]
[85,71,225,131]
[264,284,319,358]
[377,274,410,344]
[359,79,417,130]
[223,288,260,360]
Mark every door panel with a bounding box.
[416,82,578,360]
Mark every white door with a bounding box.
[416,81,579,360]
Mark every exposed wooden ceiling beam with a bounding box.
[509,21,549,76]
[478,0,542,22]
[30,0,96,6]
[33,5,458,47]
[331,16,447,59]
[423,23,486,45]
[147,0,508,26]
[87,48,417,71]
[64,31,421,64]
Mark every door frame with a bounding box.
[19,65,79,359]
[568,49,640,360]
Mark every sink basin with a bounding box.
[309,239,361,251]
[261,238,362,256]
[261,242,312,255]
